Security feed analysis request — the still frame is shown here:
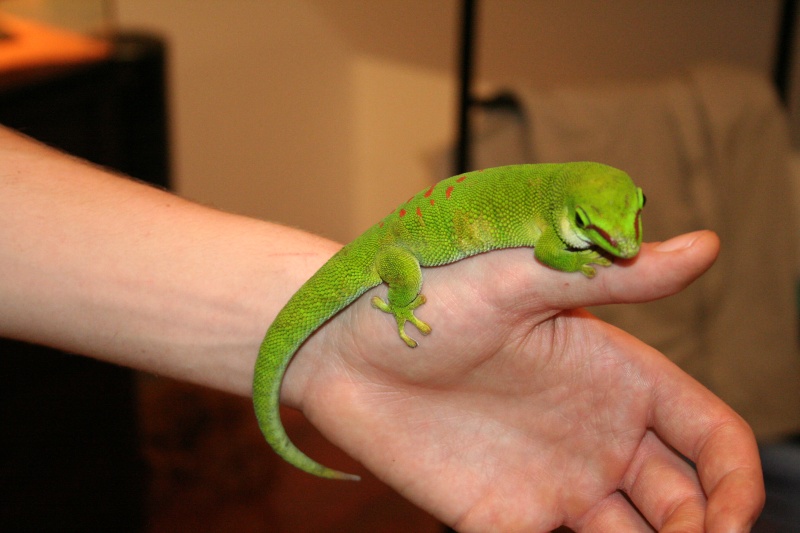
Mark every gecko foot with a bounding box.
[371,294,431,348]
[578,250,612,278]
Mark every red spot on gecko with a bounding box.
[456,175,466,183]
[416,206,422,217]
[430,199,435,206]
[446,186,454,199]
[399,208,407,217]
[424,185,435,198]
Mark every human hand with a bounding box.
[284,231,762,532]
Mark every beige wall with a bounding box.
[115,0,456,242]
[115,1,784,242]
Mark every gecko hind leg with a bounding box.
[371,246,432,348]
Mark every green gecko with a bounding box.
[252,162,645,481]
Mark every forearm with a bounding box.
[0,126,340,396]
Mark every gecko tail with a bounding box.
[252,346,361,481]
[254,393,361,481]
[286,447,362,481]
[252,247,380,481]
[270,431,361,481]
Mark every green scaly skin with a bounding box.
[252,162,645,480]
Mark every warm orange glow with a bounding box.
[0,13,109,74]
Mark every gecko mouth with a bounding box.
[585,224,617,249]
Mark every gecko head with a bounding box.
[564,163,645,259]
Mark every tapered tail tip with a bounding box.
[325,469,361,482]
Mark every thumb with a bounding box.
[541,230,721,309]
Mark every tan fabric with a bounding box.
[471,66,800,440]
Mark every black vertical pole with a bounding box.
[774,0,797,104]
[455,0,477,174]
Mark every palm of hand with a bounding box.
[286,234,762,532]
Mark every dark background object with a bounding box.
[774,0,798,104]
[0,33,169,532]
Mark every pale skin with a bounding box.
[0,127,763,532]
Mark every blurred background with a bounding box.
[1,1,799,531]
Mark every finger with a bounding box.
[621,430,706,532]
[539,230,721,309]
[577,491,654,532]
[697,422,765,532]
[647,359,765,531]
[610,230,721,303]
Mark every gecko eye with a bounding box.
[575,207,589,229]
